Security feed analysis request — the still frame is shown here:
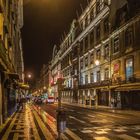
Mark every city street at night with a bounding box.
[0,0,140,139]
[1,103,140,140]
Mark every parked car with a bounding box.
[46,97,55,104]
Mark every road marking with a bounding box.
[32,109,54,140]
[136,133,140,135]
[90,119,109,123]
[81,130,93,133]
[95,130,108,134]
[13,133,19,140]
[113,128,127,132]
[2,113,18,140]
[65,128,82,140]
[94,137,110,140]
[118,134,139,140]
[69,116,86,124]
[97,112,127,119]
[87,114,95,118]
[34,105,83,140]
[61,133,69,140]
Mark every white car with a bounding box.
[47,97,55,104]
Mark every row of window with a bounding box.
[80,68,109,85]
[81,0,106,30]
[80,57,134,85]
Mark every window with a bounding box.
[96,0,101,14]
[96,49,101,60]
[90,73,94,83]
[113,36,119,53]
[80,75,83,85]
[85,16,88,27]
[85,75,88,84]
[104,17,109,33]
[85,56,88,67]
[97,71,100,82]
[104,44,109,59]
[90,8,94,21]
[80,41,83,55]
[125,27,133,48]
[85,36,88,51]
[90,52,94,64]
[90,30,94,46]
[104,68,109,80]
[126,58,133,81]
[96,24,101,40]
[80,59,83,69]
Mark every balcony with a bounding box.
[79,79,111,89]
[0,39,9,69]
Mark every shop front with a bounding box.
[122,91,140,109]
[97,89,109,106]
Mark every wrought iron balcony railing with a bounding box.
[0,40,8,65]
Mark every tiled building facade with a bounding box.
[0,0,24,125]
[51,0,140,109]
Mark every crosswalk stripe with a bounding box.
[136,133,140,135]
[65,128,82,140]
[33,105,83,140]
[94,136,110,140]
[61,133,69,140]
[87,114,95,118]
[118,134,139,140]
[97,112,126,119]
[1,113,18,140]
[29,106,41,140]
[13,133,19,140]
[32,109,54,140]
[69,116,86,124]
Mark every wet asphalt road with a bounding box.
[39,103,140,140]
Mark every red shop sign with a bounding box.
[114,63,119,73]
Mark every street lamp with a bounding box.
[95,60,100,66]
[43,86,47,90]
[28,74,32,79]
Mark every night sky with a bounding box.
[21,0,88,78]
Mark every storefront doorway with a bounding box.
[97,90,109,106]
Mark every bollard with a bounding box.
[57,108,66,139]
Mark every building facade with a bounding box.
[51,0,140,109]
[0,0,24,125]
[51,45,62,99]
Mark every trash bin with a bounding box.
[57,108,66,133]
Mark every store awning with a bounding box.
[4,72,19,80]
[18,83,29,89]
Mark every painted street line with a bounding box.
[81,129,93,133]
[94,137,110,140]
[69,116,86,124]
[32,109,54,140]
[65,128,82,140]
[118,134,139,140]
[97,112,127,119]
[87,114,96,118]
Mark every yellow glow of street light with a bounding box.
[95,60,100,66]
[28,74,32,78]
[43,86,47,90]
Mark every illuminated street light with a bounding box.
[43,86,47,90]
[95,60,100,66]
[28,74,32,79]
